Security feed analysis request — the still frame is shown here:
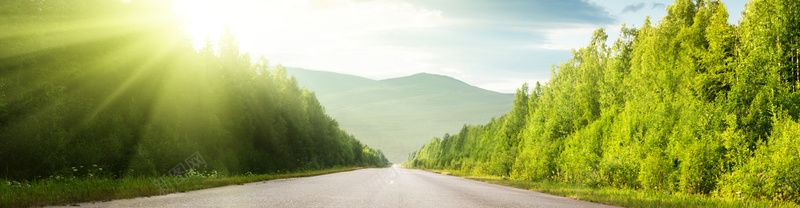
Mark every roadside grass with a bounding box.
[0,167,366,208]
[423,169,800,208]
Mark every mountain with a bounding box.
[281,68,378,95]
[286,68,514,163]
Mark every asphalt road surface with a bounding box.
[54,165,617,208]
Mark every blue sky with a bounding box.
[175,0,749,93]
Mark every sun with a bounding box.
[168,0,448,76]
[169,0,336,57]
[170,0,306,53]
[171,0,242,49]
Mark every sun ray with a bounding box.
[0,17,180,118]
[83,30,183,125]
[0,14,169,60]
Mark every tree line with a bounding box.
[0,0,388,181]
[407,0,800,202]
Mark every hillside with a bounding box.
[281,68,378,95]
[287,68,514,163]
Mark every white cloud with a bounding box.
[174,0,450,79]
[474,77,547,94]
[516,25,599,51]
[173,0,626,92]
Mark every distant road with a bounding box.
[54,165,616,208]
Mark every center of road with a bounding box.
[55,165,616,208]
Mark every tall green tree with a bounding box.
[407,0,800,202]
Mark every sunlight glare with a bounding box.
[172,0,231,48]
[171,0,446,74]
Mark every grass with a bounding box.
[0,167,366,208]
[423,169,800,208]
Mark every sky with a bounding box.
[173,0,749,93]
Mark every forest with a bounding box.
[407,0,800,203]
[0,0,388,181]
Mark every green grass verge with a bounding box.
[422,169,800,208]
[0,167,367,208]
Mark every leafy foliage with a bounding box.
[0,0,388,181]
[407,0,800,203]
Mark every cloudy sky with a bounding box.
[173,0,748,93]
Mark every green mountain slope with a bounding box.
[282,68,378,95]
[286,68,513,163]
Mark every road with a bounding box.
[54,165,617,208]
